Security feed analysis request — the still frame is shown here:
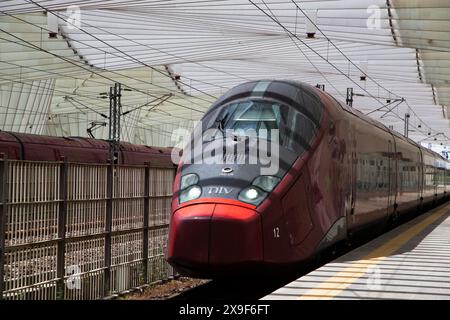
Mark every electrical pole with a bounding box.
[346,88,353,107]
[109,83,122,164]
[404,113,410,138]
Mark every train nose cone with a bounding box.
[208,204,263,266]
[167,204,214,269]
[167,202,263,276]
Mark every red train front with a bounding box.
[167,80,342,277]
[168,79,450,278]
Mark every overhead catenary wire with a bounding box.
[249,0,396,107]
[25,0,224,101]
[289,0,402,100]
[287,0,450,141]
[1,79,195,141]
[249,0,450,143]
[1,76,198,121]
[0,11,218,106]
[0,13,439,90]
[0,26,209,115]
[7,4,430,89]
[1,0,450,145]
[259,0,345,100]
[2,1,449,54]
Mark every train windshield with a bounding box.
[216,100,283,139]
[203,99,319,154]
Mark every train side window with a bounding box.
[285,110,317,153]
[301,91,323,125]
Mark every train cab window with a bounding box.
[205,100,286,142]
[221,101,282,134]
[202,98,319,155]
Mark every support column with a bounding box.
[0,155,8,300]
[104,163,113,296]
[142,164,150,284]
[56,159,68,299]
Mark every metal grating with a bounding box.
[0,159,176,300]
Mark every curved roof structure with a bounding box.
[0,0,449,150]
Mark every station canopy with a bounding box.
[1,0,449,148]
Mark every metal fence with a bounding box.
[0,158,177,300]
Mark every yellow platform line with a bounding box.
[299,203,450,299]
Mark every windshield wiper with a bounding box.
[216,114,229,133]
[205,114,228,135]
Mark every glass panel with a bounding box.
[202,98,319,155]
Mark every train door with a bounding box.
[351,151,357,215]
[418,148,424,209]
[387,138,396,218]
[434,164,438,201]
[346,128,357,234]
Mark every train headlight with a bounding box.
[244,188,259,200]
[238,186,267,205]
[238,176,280,206]
[179,185,202,203]
[180,173,199,190]
[252,176,281,192]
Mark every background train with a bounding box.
[0,131,173,165]
[167,80,450,278]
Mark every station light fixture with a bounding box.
[360,60,368,81]
[305,10,318,38]
[47,12,58,39]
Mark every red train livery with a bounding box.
[0,131,173,166]
[167,80,450,278]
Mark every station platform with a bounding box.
[263,202,450,300]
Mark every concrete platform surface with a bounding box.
[263,203,450,300]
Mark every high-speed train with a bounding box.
[167,80,450,278]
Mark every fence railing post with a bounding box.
[0,155,8,300]
[142,164,150,285]
[104,163,113,296]
[56,159,68,299]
